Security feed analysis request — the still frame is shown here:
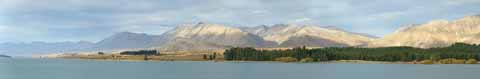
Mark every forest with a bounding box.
[120,50,159,56]
[224,43,480,63]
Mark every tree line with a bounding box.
[120,50,159,56]
[224,43,480,62]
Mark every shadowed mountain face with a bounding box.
[369,15,480,48]
[92,32,157,50]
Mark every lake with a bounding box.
[1,58,479,79]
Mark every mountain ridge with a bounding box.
[241,24,374,46]
[369,15,480,48]
[159,22,276,50]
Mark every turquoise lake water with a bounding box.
[1,58,479,79]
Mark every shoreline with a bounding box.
[41,54,478,64]
[41,57,454,64]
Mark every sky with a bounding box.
[0,0,480,43]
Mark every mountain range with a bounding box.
[2,15,480,56]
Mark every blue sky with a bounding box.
[0,0,479,43]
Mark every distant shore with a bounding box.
[51,54,479,64]
[40,53,478,64]
[52,53,219,61]
[48,58,420,64]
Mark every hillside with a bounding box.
[369,15,480,48]
[242,24,374,47]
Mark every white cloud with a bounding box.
[367,11,406,22]
[0,25,7,32]
[251,10,268,14]
[443,0,480,6]
[288,18,312,24]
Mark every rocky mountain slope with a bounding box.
[159,22,276,50]
[369,15,480,48]
[242,24,375,47]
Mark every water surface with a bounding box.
[1,58,479,79]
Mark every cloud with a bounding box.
[443,0,480,6]
[288,18,312,24]
[251,10,268,14]
[0,25,8,33]
[0,25,48,42]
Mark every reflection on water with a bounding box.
[1,58,479,79]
